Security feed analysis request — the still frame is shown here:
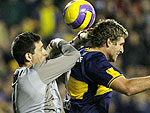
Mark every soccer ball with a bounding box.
[63,0,96,31]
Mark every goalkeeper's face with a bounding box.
[32,41,48,64]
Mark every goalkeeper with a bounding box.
[11,31,87,113]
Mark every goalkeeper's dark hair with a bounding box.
[11,32,41,66]
[88,19,128,47]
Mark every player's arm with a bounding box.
[46,29,92,59]
[34,38,81,84]
[44,30,91,83]
[85,55,150,96]
[54,30,91,83]
[110,75,150,96]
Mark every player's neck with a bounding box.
[90,47,104,53]
[90,46,108,58]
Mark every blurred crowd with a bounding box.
[0,0,150,112]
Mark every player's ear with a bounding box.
[106,37,112,47]
[25,53,32,62]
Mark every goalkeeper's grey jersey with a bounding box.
[12,41,80,113]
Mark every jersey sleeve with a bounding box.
[85,52,123,88]
[33,41,80,84]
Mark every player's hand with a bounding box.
[78,28,94,40]
[47,38,64,59]
[50,38,64,48]
[69,28,93,48]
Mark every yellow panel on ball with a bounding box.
[64,0,89,24]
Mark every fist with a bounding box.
[50,38,64,48]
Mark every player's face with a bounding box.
[32,41,48,64]
[108,37,125,62]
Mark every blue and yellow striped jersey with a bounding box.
[66,48,123,113]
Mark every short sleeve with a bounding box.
[85,52,123,87]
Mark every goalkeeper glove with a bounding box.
[50,38,64,48]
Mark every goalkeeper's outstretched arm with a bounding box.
[34,38,81,84]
